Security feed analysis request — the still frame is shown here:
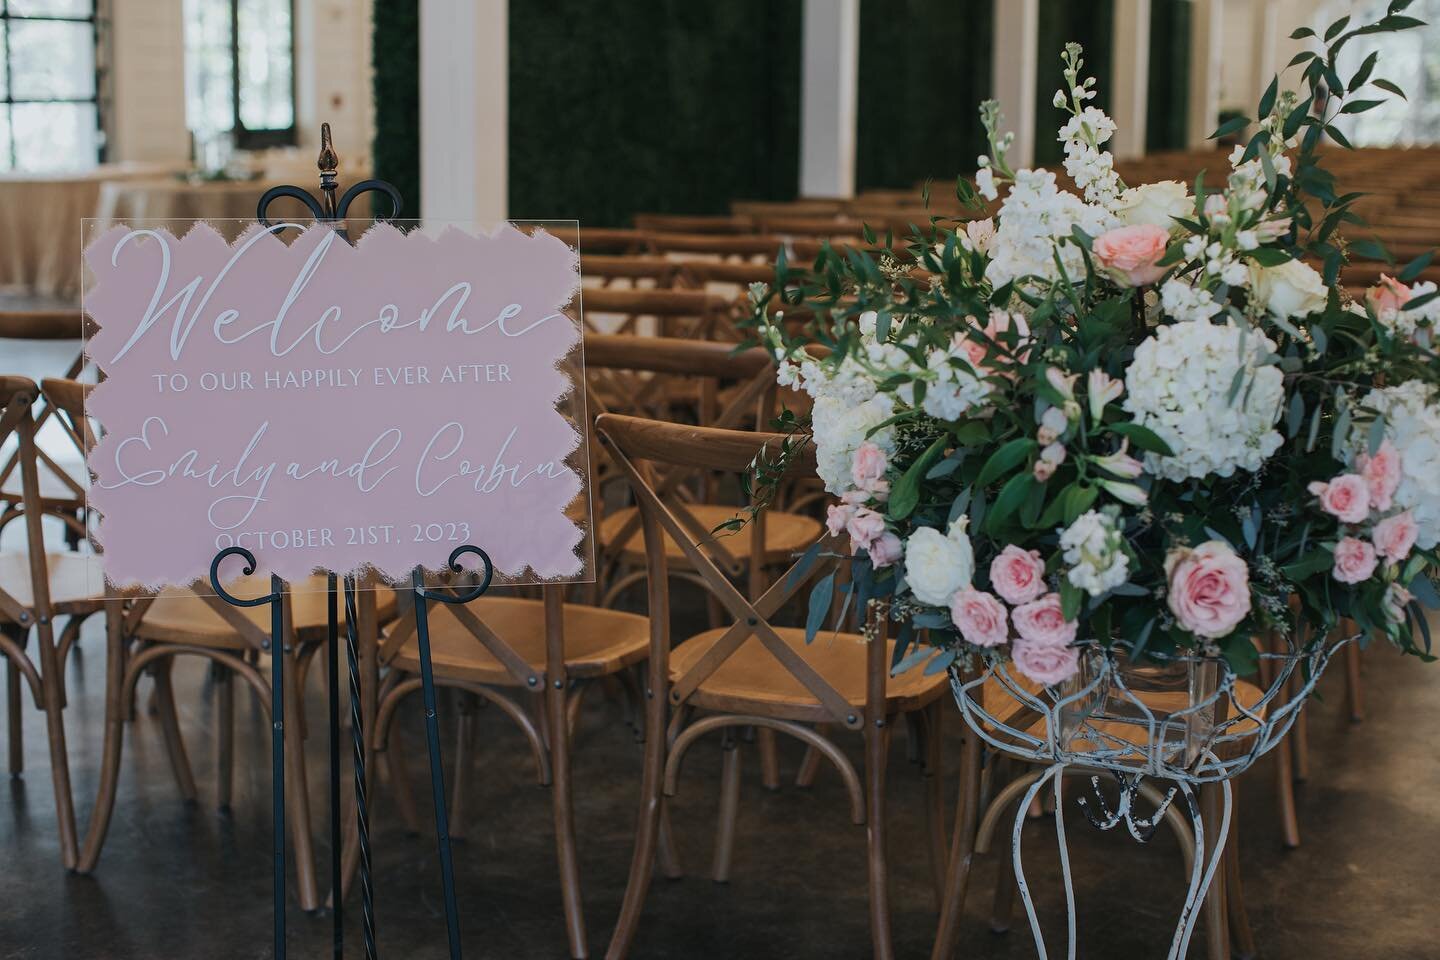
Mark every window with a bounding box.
[0,0,103,172]
[184,0,295,151]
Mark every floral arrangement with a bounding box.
[747,4,1440,688]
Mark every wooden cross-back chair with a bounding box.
[581,255,685,291]
[63,375,393,913]
[367,573,654,959]
[580,287,739,341]
[0,375,106,869]
[594,415,952,960]
[0,304,93,544]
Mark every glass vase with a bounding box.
[1057,648,1219,771]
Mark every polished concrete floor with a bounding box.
[1,621,1438,960]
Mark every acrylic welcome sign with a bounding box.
[81,219,592,591]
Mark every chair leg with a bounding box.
[1201,782,1231,960]
[547,671,588,958]
[930,727,982,960]
[77,606,128,873]
[216,667,235,812]
[449,692,478,841]
[282,649,320,912]
[989,759,1018,934]
[151,659,198,804]
[864,714,896,960]
[712,731,742,882]
[5,624,22,776]
[1225,780,1257,960]
[39,641,80,869]
[1344,629,1365,723]
[604,682,668,959]
[921,703,946,910]
[1273,726,1301,849]
[757,726,780,791]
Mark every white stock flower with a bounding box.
[1122,320,1285,481]
[904,519,975,606]
[986,169,1117,289]
[1248,259,1327,320]
[1160,277,1225,323]
[1112,180,1191,230]
[1059,509,1131,596]
[1353,380,1440,548]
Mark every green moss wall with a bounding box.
[1147,0,1192,152]
[855,0,995,190]
[372,0,420,217]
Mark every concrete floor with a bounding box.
[1,618,1438,959]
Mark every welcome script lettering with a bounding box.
[84,221,588,587]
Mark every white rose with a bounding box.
[1113,180,1191,230]
[1248,259,1327,319]
[903,519,975,606]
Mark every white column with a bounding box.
[1187,0,1225,147]
[1110,0,1152,159]
[107,0,190,164]
[799,0,860,198]
[1251,0,1280,105]
[992,0,1040,168]
[419,0,507,223]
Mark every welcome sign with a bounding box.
[82,220,590,589]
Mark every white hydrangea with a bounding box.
[1160,277,1225,323]
[904,518,975,606]
[1375,280,1440,346]
[811,392,895,495]
[986,169,1117,289]
[1059,508,1130,596]
[1353,380,1440,548]
[1122,320,1285,481]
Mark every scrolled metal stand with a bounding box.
[205,124,491,959]
[952,633,1356,959]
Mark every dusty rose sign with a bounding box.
[82,220,591,589]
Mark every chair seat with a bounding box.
[390,596,650,686]
[600,503,822,566]
[133,575,397,650]
[0,466,86,508]
[670,626,948,724]
[0,551,105,616]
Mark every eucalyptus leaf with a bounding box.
[805,572,836,644]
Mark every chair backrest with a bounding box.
[581,287,737,340]
[595,413,868,731]
[0,376,55,624]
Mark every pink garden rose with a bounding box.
[949,588,1009,648]
[1308,473,1370,524]
[846,507,887,550]
[1092,224,1170,287]
[1164,541,1251,639]
[1357,440,1402,512]
[850,442,890,497]
[826,502,853,538]
[1011,593,1078,647]
[1332,536,1379,584]
[990,545,1047,605]
[1011,637,1080,686]
[1373,510,1418,562]
[867,532,903,568]
[1365,274,1412,316]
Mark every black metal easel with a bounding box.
[208,124,485,960]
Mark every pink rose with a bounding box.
[850,442,890,497]
[1365,274,1412,316]
[1092,224,1170,287]
[990,545,1047,605]
[1011,637,1080,686]
[949,588,1010,648]
[1011,593,1078,647]
[1373,510,1418,562]
[846,507,886,550]
[1332,536,1378,584]
[1309,473,1370,524]
[1165,541,1251,639]
[826,502,853,538]
[1357,440,1401,512]
[866,532,903,568]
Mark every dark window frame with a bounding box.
[0,0,105,169]
[222,0,297,150]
